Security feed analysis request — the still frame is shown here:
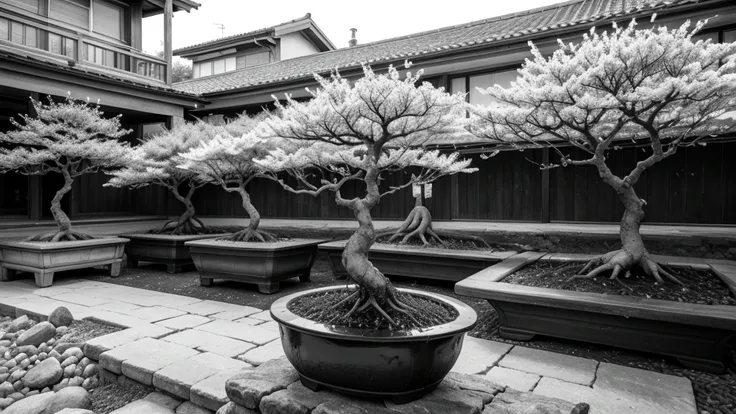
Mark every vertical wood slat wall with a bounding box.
[188,141,736,225]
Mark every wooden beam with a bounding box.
[130,2,144,51]
[164,0,173,84]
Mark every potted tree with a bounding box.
[462,20,736,372]
[177,115,324,293]
[106,122,237,273]
[260,64,478,402]
[0,95,131,287]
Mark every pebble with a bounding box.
[61,348,83,361]
[56,326,69,335]
[47,338,56,346]
[0,366,7,374]
[0,374,7,383]
[3,359,16,369]
[26,390,38,397]
[48,350,61,361]
[0,397,12,408]
[15,346,37,357]
[13,354,27,364]
[61,357,78,369]
[81,364,97,379]
[63,365,76,378]
[20,387,29,395]
[53,378,70,391]
[29,355,37,365]
[19,359,30,370]
[39,352,47,361]
[12,380,22,391]
[0,381,13,396]
[41,387,51,394]
[68,376,83,387]
[81,377,97,391]
[8,370,25,383]
[0,341,9,348]
[7,391,23,401]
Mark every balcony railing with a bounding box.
[0,10,167,83]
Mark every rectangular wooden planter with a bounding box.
[319,240,517,282]
[455,255,736,373]
[186,238,325,294]
[0,237,128,287]
[123,233,227,273]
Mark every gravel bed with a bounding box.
[81,254,736,412]
[90,381,153,414]
[505,262,736,306]
[56,320,123,344]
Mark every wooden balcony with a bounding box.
[0,9,168,84]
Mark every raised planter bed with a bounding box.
[0,237,128,287]
[186,238,324,294]
[270,285,477,403]
[319,240,517,282]
[123,233,227,273]
[455,253,736,374]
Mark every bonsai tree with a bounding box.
[178,115,279,242]
[467,20,736,284]
[106,122,215,235]
[258,63,475,327]
[0,95,131,242]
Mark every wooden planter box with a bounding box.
[0,237,128,287]
[455,254,736,373]
[123,233,227,273]
[186,238,324,294]
[319,240,517,282]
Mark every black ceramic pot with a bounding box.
[270,285,477,403]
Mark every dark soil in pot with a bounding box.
[142,225,245,236]
[374,234,529,252]
[288,288,459,330]
[504,262,736,306]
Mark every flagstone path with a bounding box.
[0,278,697,413]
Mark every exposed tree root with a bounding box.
[566,249,686,287]
[223,228,279,242]
[26,230,95,242]
[157,217,207,235]
[387,206,445,246]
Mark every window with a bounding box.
[0,18,8,40]
[93,0,123,40]
[193,63,200,78]
[213,58,225,75]
[199,61,212,77]
[725,30,736,44]
[245,51,269,67]
[225,56,236,71]
[451,69,518,106]
[235,51,270,69]
[49,0,90,30]
[3,0,40,14]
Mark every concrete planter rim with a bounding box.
[271,285,478,341]
[186,238,326,252]
[0,237,129,251]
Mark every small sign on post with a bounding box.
[412,183,421,198]
[424,183,433,199]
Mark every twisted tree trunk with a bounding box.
[159,183,205,235]
[27,168,93,242]
[223,186,278,242]
[572,183,682,285]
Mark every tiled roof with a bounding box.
[173,0,704,96]
[0,44,203,101]
[173,13,313,55]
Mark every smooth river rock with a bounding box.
[16,322,56,347]
[23,357,63,389]
[48,307,74,328]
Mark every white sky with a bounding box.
[142,0,569,63]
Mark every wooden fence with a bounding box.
[131,141,736,225]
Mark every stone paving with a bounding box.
[0,278,698,413]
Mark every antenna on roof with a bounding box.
[213,23,225,38]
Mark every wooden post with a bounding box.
[541,147,550,223]
[164,0,173,84]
